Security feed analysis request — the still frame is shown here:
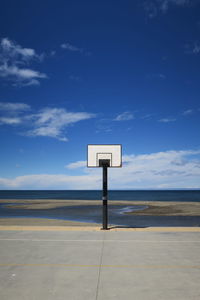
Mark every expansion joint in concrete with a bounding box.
[95,231,105,300]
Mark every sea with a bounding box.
[0,190,200,201]
[0,190,200,227]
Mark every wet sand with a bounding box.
[0,199,200,225]
[125,201,200,216]
[0,199,200,215]
[1,199,200,214]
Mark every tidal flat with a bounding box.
[1,199,200,227]
[0,199,200,215]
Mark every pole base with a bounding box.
[100,227,110,230]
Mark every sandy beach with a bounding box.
[0,217,100,227]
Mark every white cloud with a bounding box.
[144,0,194,18]
[0,117,21,125]
[184,41,200,55]
[0,174,101,189]
[0,37,36,60]
[114,112,134,121]
[65,160,86,169]
[192,43,200,54]
[159,0,190,13]
[61,43,83,53]
[0,64,46,80]
[0,103,96,141]
[158,117,176,123]
[0,37,47,86]
[1,150,200,189]
[0,102,30,125]
[115,150,200,189]
[26,107,96,141]
[61,42,91,56]
[19,79,40,87]
[28,126,68,141]
[0,102,30,111]
[141,114,155,120]
[109,149,200,189]
[8,66,46,79]
[182,109,194,116]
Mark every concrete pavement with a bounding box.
[0,229,200,299]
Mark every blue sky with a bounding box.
[0,0,200,189]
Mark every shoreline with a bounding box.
[1,199,200,215]
[0,199,200,217]
[1,199,200,227]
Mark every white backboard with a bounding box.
[87,144,122,167]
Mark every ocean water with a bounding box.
[0,190,200,201]
[0,190,200,227]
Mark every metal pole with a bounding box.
[102,166,108,230]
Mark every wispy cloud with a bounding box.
[61,42,91,56]
[0,102,95,141]
[0,37,37,60]
[65,160,86,169]
[61,43,83,53]
[143,1,158,18]
[1,150,200,189]
[158,117,176,123]
[141,114,155,120]
[0,38,47,86]
[114,112,134,121]
[0,174,101,189]
[0,117,21,125]
[159,0,190,13]
[184,41,200,54]
[0,101,30,125]
[182,109,194,116]
[0,102,30,111]
[144,0,194,18]
[95,118,114,134]
[69,75,82,81]
[152,108,195,123]
[95,112,134,134]
[27,108,95,141]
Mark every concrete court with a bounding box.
[0,229,200,300]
